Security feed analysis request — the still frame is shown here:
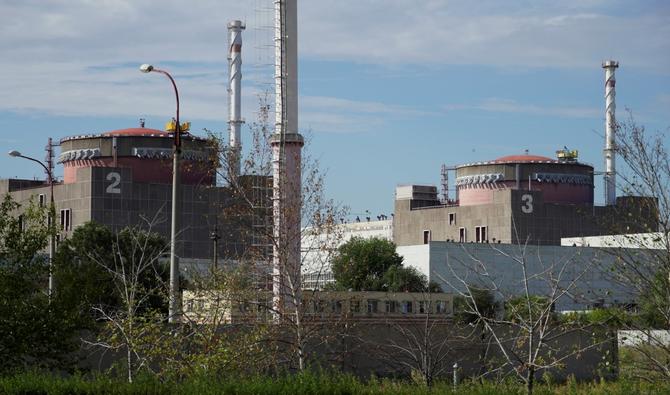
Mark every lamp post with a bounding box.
[210,225,220,269]
[8,150,56,300]
[139,64,182,323]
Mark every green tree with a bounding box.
[505,295,553,323]
[54,221,170,324]
[331,237,428,291]
[454,287,497,324]
[82,222,170,383]
[0,194,79,373]
[54,222,118,326]
[383,265,428,292]
[600,114,670,379]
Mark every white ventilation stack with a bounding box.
[227,20,245,178]
[271,0,303,318]
[603,60,619,206]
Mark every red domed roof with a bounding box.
[103,128,168,137]
[494,154,555,163]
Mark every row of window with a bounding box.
[184,298,453,317]
[423,225,489,244]
[38,194,73,232]
[340,299,450,315]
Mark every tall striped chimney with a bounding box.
[227,20,245,178]
[271,0,303,318]
[603,60,619,206]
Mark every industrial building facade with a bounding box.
[394,154,656,247]
[1,127,258,267]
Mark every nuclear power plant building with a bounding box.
[0,126,253,267]
[394,153,657,247]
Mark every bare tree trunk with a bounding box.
[295,311,305,371]
[526,366,535,395]
[127,344,133,383]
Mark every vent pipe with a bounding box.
[602,60,619,206]
[227,20,245,178]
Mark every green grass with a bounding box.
[619,345,670,382]
[1,372,670,395]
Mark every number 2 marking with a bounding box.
[106,172,121,194]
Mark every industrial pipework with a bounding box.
[228,20,245,178]
[603,60,619,206]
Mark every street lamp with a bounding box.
[8,150,56,300]
[139,63,182,323]
[210,225,220,269]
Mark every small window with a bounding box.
[38,194,45,207]
[419,301,430,314]
[436,300,447,314]
[312,300,325,313]
[331,300,343,314]
[385,300,397,313]
[476,226,488,243]
[449,213,456,225]
[60,208,72,231]
[423,230,431,244]
[349,300,361,313]
[459,227,466,243]
[401,301,413,314]
[367,299,379,314]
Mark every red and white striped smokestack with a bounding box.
[602,60,619,206]
[227,20,245,178]
[272,0,303,319]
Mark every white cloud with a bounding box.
[444,98,600,118]
[0,0,667,119]
[300,1,669,69]
[300,96,433,134]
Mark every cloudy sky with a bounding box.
[1,0,669,216]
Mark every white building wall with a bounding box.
[301,220,393,289]
[397,244,431,281]
[562,232,667,249]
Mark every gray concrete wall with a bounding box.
[394,190,513,246]
[399,242,639,311]
[394,187,658,247]
[2,167,257,263]
[79,322,617,382]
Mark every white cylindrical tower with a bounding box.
[228,20,245,178]
[272,0,303,318]
[603,60,619,206]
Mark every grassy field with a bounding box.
[1,372,670,395]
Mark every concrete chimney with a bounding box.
[227,20,245,178]
[271,0,304,318]
[603,60,619,206]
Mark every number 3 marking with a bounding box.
[106,172,121,194]
[521,194,533,214]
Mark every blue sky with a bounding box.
[1,0,669,218]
